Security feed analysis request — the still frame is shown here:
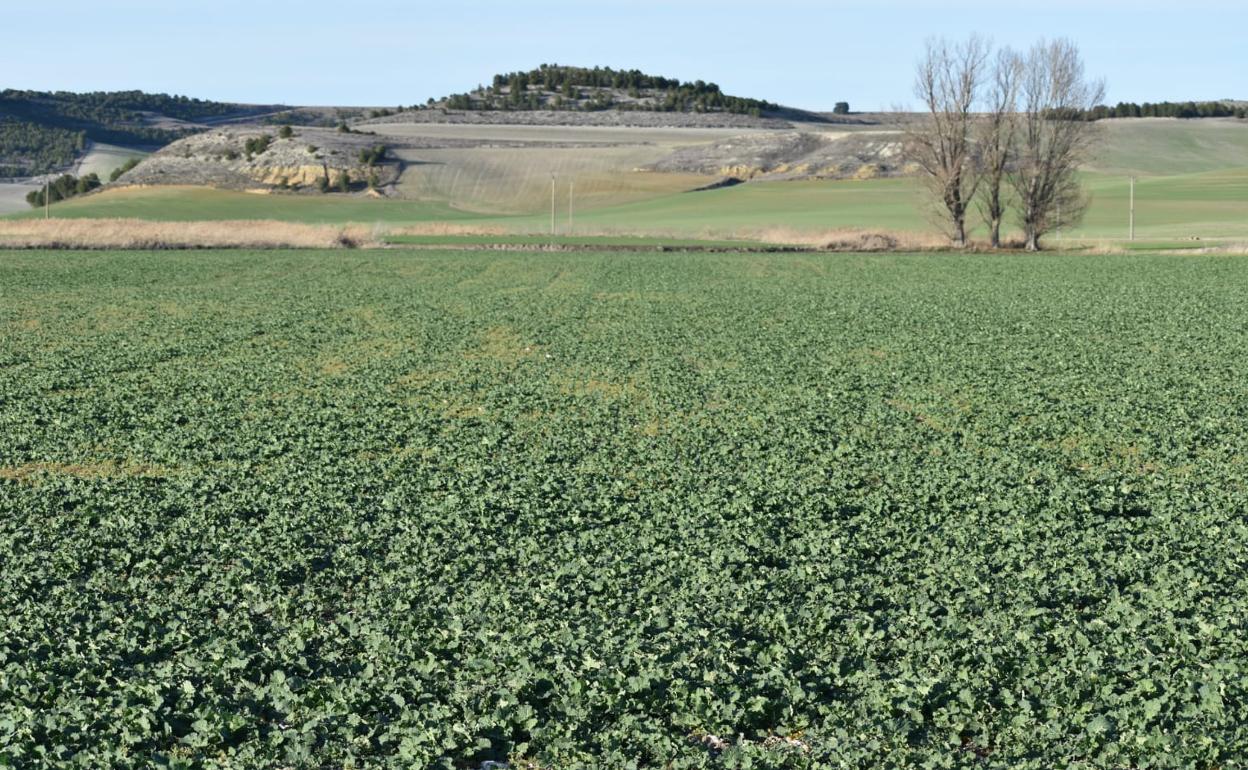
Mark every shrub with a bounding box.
[316,176,330,193]
[75,173,101,195]
[109,157,141,182]
[243,135,272,157]
[358,145,386,165]
[833,102,851,115]
[278,125,294,139]
[337,171,350,193]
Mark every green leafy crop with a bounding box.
[1,250,1246,768]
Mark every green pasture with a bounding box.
[12,168,1247,243]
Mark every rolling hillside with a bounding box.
[1088,117,1248,175]
[0,89,284,177]
[1,76,1245,240]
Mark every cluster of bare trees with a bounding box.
[905,37,1104,251]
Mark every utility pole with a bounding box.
[550,174,556,235]
[1129,176,1135,241]
[568,180,574,231]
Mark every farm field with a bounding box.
[75,142,149,181]
[494,170,1248,241]
[374,123,827,215]
[0,182,38,215]
[1088,118,1248,176]
[9,170,1246,243]
[2,249,1247,767]
[392,145,714,215]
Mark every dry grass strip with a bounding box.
[0,219,378,249]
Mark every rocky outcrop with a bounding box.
[116,126,401,192]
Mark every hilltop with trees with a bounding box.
[424,64,781,117]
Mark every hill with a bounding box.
[430,64,778,116]
[356,64,842,127]
[0,89,284,177]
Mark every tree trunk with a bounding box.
[952,217,967,249]
[989,217,1002,248]
[1024,229,1041,251]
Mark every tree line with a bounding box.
[25,173,101,207]
[26,156,142,207]
[906,37,1104,251]
[0,89,240,146]
[1,89,253,123]
[1084,100,1246,120]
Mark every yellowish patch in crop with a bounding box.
[156,302,192,318]
[856,347,890,362]
[392,370,446,389]
[86,305,147,333]
[467,325,539,363]
[0,460,168,483]
[320,359,349,376]
[311,336,408,377]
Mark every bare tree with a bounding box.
[1009,39,1105,251]
[977,47,1022,248]
[904,36,989,248]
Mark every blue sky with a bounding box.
[4,0,1244,110]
